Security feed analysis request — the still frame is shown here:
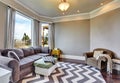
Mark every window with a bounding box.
[14,12,32,48]
[41,23,49,47]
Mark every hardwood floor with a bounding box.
[60,58,120,83]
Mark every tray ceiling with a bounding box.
[16,0,113,18]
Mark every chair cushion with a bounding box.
[87,57,98,67]
[112,59,120,65]
[8,51,20,61]
[93,51,103,59]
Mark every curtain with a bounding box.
[39,23,42,46]
[5,7,15,48]
[32,19,40,46]
[48,23,55,49]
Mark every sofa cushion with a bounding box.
[33,46,41,54]
[22,47,35,57]
[20,57,35,70]
[12,49,24,59]
[1,49,24,59]
[1,49,13,57]
[8,51,20,61]
[37,53,49,56]
[27,54,43,60]
[41,47,49,53]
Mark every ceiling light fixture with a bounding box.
[58,0,70,11]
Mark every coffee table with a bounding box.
[34,57,57,76]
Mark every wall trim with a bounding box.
[0,0,52,22]
[52,13,90,23]
[14,0,51,19]
[53,0,120,22]
[90,0,120,18]
[7,0,120,22]
[62,55,85,60]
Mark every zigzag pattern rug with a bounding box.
[23,62,106,83]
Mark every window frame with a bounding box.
[14,11,33,48]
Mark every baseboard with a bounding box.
[61,55,85,61]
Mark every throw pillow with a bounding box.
[42,56,55,64]
[8,51,20,61]
[93,51,103,59]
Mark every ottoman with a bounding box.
[34,58,57,76]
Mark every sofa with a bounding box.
[84,48,114,69]
[0,46,51,83]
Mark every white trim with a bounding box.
[62,55,85,60]
[14,0,52,19]
[52,13,90,22]
[11,0,120,22]
[90,0,120,18]
[53,0,120,22]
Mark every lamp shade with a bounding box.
[58,2,70,11]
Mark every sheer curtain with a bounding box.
[5,7,15,48]
[48,23,55,49]
[32,19,40,46]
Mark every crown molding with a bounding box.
[3,0,120,22]
[53,0,120,22]
[14,0,52,20]
[52,13,90,22]
[90,0,120,18]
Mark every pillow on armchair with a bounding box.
[93,51,103,59]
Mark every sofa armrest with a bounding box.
[0,56,20,82]
[83,52,93,63]
[84,52,93,58]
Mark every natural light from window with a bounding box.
[41,24,49,47]
[14,12,32,48]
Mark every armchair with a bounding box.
[84,48,114,69]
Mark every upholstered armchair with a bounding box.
[84,48,114,69]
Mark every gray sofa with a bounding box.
[0,46,51,83]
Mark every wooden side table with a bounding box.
[0,67,11,83]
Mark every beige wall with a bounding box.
[90,8,120,58]
[55,20,90,56]
[0,2,7,48]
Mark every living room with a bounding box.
[0,0,120,83]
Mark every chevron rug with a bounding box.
[23,62,106,83]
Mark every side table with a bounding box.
[0,67,11,83]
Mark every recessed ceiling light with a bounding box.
[100,3,104,6]
[62,12,65,15]
[77,10,80,13]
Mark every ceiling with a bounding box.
[16,0,113,18]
